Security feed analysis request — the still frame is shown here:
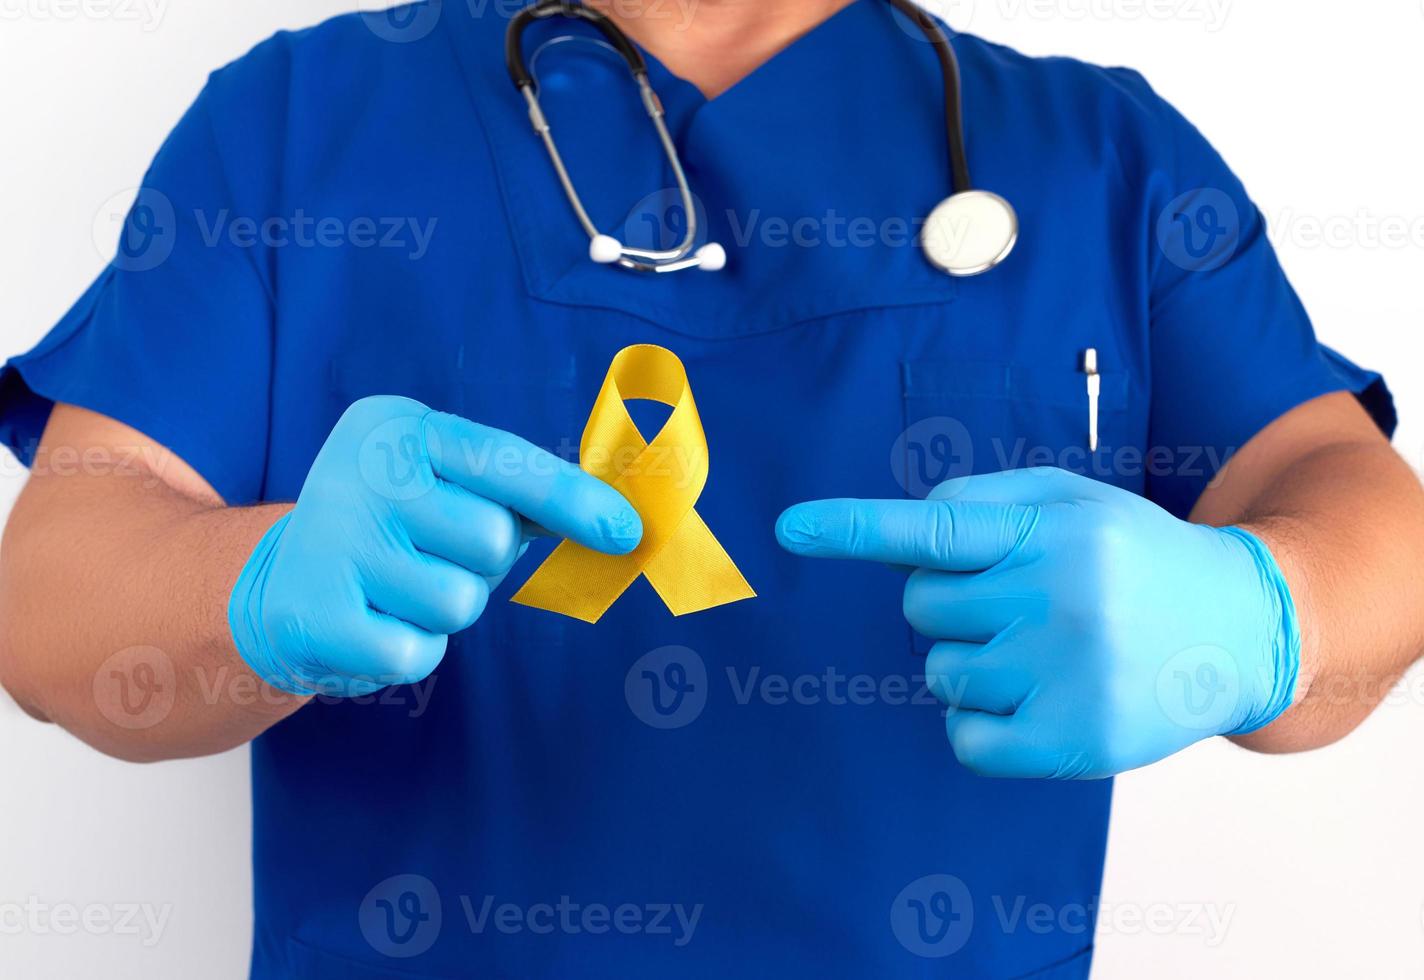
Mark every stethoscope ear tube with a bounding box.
[882,0,971,196]
[506,1,708,271]
[506,0,647,89]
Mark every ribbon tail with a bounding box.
[510,541,644,624]
[643,510,756,617]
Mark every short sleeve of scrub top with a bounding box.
[0,52,280,504]
[1105,67,1395,515]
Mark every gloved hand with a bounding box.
[228,395,642,696]
[776,467,1300,779]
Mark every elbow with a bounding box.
[89,740,185,766]
[1228,680,1398,755]
[0,572,51,724]
[0,575,50,720]
[1228,725,1350,756]
[0,515,50,722]
[0,630,53,724]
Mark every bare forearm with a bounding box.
[1230,439,1424,752]
[0,418,304,761]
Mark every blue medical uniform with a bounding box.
[0,1,1393,976]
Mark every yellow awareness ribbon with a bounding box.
[512,344,755,624]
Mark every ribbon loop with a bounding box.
[512,345,755,623]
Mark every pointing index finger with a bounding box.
[775,498,1036,571]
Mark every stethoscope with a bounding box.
[505,0,1019,276]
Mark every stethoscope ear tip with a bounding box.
[589,234,623,264]
[695,242,726,272]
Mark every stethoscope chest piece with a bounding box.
[921,190,1019,277]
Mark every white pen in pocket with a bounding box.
[1082,348,1101,452]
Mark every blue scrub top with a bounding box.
[0,2,1394,976]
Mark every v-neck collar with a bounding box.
[636,0,867,113]
[442,0,973,338]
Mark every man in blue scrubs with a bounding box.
[1,1,1419,976]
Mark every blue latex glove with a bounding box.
[776,467,1300,779]
[229,396,642,696]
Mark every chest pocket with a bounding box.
[454,357,585,660]
[899,358,1133,496]
[899,357,1135,656]
[327,348,584,659]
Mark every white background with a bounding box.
[1,1,1422,977]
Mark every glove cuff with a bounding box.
[227,514,318,696]
[1219,525,1301,735]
